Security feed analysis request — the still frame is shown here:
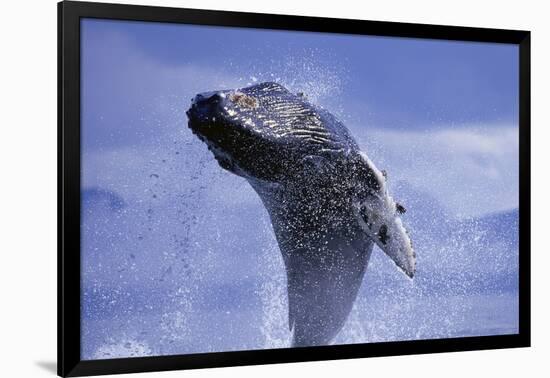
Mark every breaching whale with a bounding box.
[186,82,415,347]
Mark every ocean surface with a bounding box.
[80,138,518,359]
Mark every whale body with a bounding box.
[186,82,415,347]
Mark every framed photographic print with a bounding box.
[58,1,531,376]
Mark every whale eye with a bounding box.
[229,92,258,109]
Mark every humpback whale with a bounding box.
[186,82,415,347]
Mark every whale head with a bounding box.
[186,82,356,184]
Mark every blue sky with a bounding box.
[80,18,519,359]
[81,18,519,217]
[81,18,518,145]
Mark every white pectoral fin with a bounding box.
[353,152,415,277]
[354,198,416,278]
[380,216,415,278]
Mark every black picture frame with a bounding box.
[58,1,531,376]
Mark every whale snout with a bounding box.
[187,91,227,126]
[192,90,226,107]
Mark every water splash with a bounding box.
[256,216,291,349]
[93,338,153,359]
[230,47,348,110]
